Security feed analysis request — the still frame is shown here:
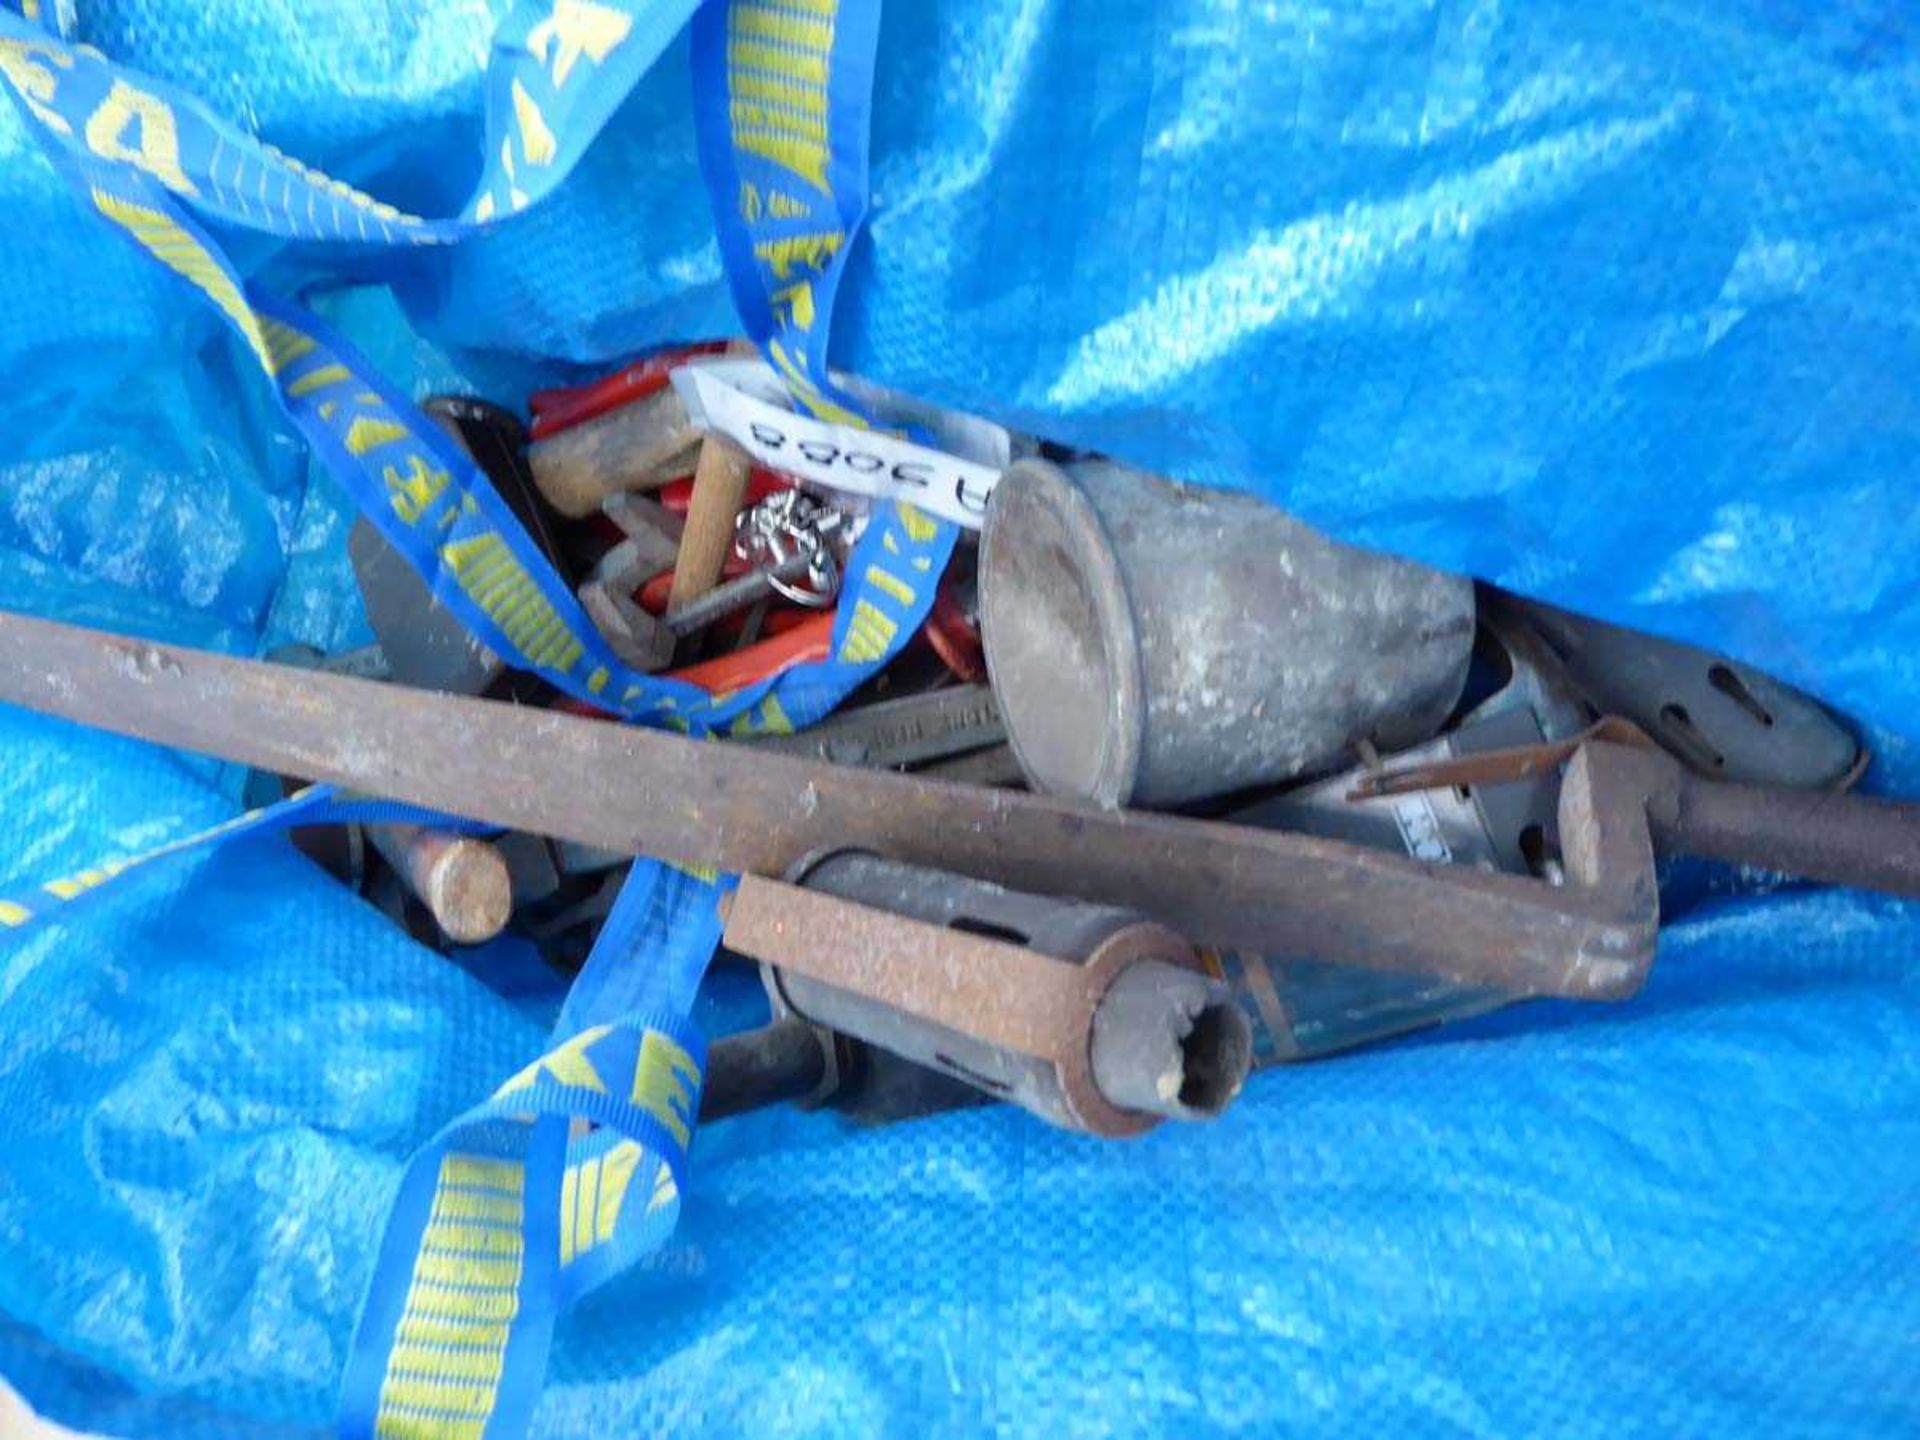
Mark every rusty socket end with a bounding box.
[1090,960,1253,1123]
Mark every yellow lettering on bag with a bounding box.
[727,37,827,88]
[383,455,451,525]
[632,1031,700,1148]
[440,1155,523,1194]
[838,598,898,663]
[258,319,317,372]
[769,278,817,333]
[767,341,867,427]
[286,363,350,399]
[375,1374,495,1421]
[865,565,915,607]
[528,0,633,89]
[496,1024,612,1098]
[726,692,794,738]
[0,37,75,136]
[84,81,196,195]
[733,126,829,194]
[897,502,940,543]
[510,79,557,167]
[754,229,842,281]
[730,100,828,147]
[90,190,272,370]
[374,1411,484,1440]
[733,68,827,116]
[345,416,411,457]
[595,1139,643,1241]
[438,533,585,672]
[732,5,832,54]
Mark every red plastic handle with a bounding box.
[527,341,728,440]
[666,611,836,695]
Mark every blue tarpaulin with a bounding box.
[2,1,1917,1434]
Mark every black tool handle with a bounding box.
[698,1018,834,1122]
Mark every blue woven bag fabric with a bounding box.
[0,2,1916,1435]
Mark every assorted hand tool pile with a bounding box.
[3,346,1915,1141]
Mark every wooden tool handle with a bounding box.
[368,822,513,944]
[668,437,755,611]
[527,389,698,518]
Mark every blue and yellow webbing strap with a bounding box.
[0,3,953,736]
[343,8,930,1431]
[340,861,723,1440]
[0,784,493,934]
[691,0,885,427]
[0,2,922,1433]
[2,0,695,238]
[688,0,967,700]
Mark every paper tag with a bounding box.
[672,359,1009,529]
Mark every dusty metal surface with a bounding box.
[348,519,501,697]
[0,610,1664,1000]
[1489,591,1862,789]
[914,743,1024,787]
[978,458,1475,808]
[727,876,1094,1059]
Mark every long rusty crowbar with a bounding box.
[0,609,1914,1003]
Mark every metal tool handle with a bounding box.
[1660,777,1920,897]
[664,553,815,637]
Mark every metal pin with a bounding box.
[664,553,817,637]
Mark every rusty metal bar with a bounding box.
[723,876,1090,1059]
[0,610,1657,1000]
[1662,779,1920,894]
